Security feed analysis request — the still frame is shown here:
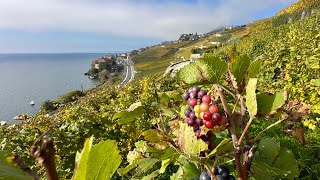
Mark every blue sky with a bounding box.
[0,0,297,53]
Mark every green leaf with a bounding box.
[252,161,289,180]
[159,158,172,174]
[141,170,159,180]
[246,58,263,79]
[207,139,233,158]
[138,158,159,172]
[230,55,251,85]
[128,102,142,111]
[257,93,285,114]
[118,160,140,176]
[173,122,207,158]
[160,92,171,106]
[246,78,258,117]
[170,167,183,180]
[159,104,177,118]
[311,79,320,86]
[113,106,145,125]
[142,129,165,143]
[85,140,122,180]
[183,162,201,179]
[0,151,33,180]
[72,136,93,180]
[258,138,280,165]
[177,56,227,85]
[273,148,299,179]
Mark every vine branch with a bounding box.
[253,119,285,143]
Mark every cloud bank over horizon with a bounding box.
[0,0,297,40]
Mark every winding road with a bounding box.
[120,57,135,85]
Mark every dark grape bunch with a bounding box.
[195,165,235,180]
[182,86,229,148]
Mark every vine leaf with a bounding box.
[183,162,201,179]
[252,138,298,179]
[72,137,93,180]
[207,139,233,158]
[177,56,227,84]
[72,138,122,180]
[246,58,263,81]
[257,92,285,114]
[246,78,258,117]
[138,158,159,172]
[230,55,251,85]
[258,138,280,165]
[112,103,145,125]
[0,151,33,180]
[173,122,207,158]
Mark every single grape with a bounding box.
[184,117,190,123]
[214,167,219,175]
[187,118,196,126]
[182,92,190,100]
[217,165,230,176]
[200,102,210,112]
[219,116,228,126]
[199,172,211,180]
[196,118,204,126]
[184,108,192,117]
[188,87,193,93]
[203,112,213,121]
[204,120,215,129]
[209,104,219,114]
[195,129,201,138]
[193,124,199,131]
[198,90,207,99]
[192,86,200,93]
[194,105,201,113]
[202,95,211,104]
[188,98,198,107]
[189,111,197,120]
[212,113,221,122]
[190,91,198,99]
[195,112,200,118]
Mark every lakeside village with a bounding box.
[85,54,126,80]
[85,25,244,81]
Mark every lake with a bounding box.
[0,53,106,123]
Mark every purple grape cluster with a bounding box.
[182,86,229,150]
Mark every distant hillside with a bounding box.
[277,0,320,16]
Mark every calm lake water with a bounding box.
[0,53,105,123]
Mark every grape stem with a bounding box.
[204,164,217,180]
[253,119,285,143]
[238,116,254,146]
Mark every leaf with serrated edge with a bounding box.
[177,56,227,85]
[207,139,233,158]
[86,140,122,180]
[246,78,258,117]
[72,136,93,180]
[257,93,285,114]
[230,55,251,85]
[173,122,207,158]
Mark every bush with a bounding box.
[56,90,85,104]
[41,100,58,112]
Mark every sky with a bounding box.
[0,0,298,53]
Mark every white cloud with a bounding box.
[0,0,297,39]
